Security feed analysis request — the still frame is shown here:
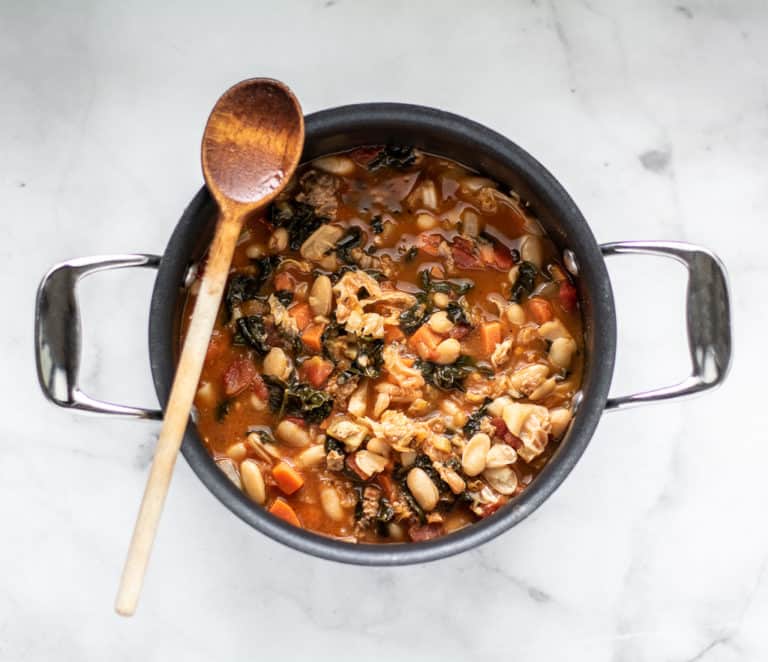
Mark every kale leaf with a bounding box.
[417,355,478,391]
[370,215,384,234]
[334,226,364,264]
[398,298,431,336]
[234,316,270,355]
[510,261,538,303]
[269,200,326,251]
[262,376,334,424]
[367,145,417,171]
[462,397,493,437]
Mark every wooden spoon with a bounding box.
[115,78,304,616]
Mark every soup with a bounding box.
[182,146,583,543]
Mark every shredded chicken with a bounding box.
[267,294,298,336]
[381,344,425,392]
[490,338,514,369]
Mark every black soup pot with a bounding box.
[34,104,732,565]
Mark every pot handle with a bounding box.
[600,241,731,411]
[35,254,163,420]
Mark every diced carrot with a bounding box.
[269,498,301,527]
[408,324,442,359]
[299,356,334,388]
[301,321,326,353]
[289,302,313,331]
[528,297,554,324]
[272,462,305,495]
[384,325,405,343]
[479,321,502,356]
[274,272,294,291]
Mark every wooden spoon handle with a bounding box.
[115,216,242,617]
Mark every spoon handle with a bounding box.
[115,216,242,617]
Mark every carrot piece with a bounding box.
[272,462,305,495]
[289,302,313,331]
[299,356,334,387]
[479,321,502,356]
[269,498,302,527]
[274,272,294,291]
[528,297,554,324]
[408,324,441,359]
[301,321,326,353]
[384,325,405,343]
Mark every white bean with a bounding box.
[240,459,266,504]
[462,433,491,476]
[416,213,438,231]
[549,337,577,370]
[366,437,390,457]
[320,487,345,521]
[428,311,454,334]
[486,444,518,468]
[483,465,518,495]
[505,303,527,325]
[550,407,573,438]
[434,338,461,365]
[225,442,248,462]
[520,235,543,268]
[196,382,216,407]
[245,243,265,259]
[276,420,310,448]
[373,392,390,419]
[309,275,332,317]
[406,467,440,511]
[313,155,355,176]
[296,444,326,468]
[269,227,289,253]
[347,382,368,417]
[432,292,450,309]
[263,347,291,380]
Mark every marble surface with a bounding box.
[2,1,766,660]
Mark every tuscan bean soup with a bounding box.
[183,146,583,543]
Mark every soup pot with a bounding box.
[34,103,732,565]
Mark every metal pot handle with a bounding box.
[35,254,163,420]
[600,241,732,411]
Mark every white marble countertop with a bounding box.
[2,1,766,660]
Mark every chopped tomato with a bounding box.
[299,356,334,388]
[205,329,228,362]
[490,416,508,438]
[274,272,294,291]
[223,357,258,396]
[408,523,444,542]
[349,146,381,167]
[478,500,505,519]
[449,324,471,340]
[528,297,553,324]
[491,242,514,270]
[252,373,268,401]
[451,236,482,269]
[559,280,578,313]
[417,232,443,256]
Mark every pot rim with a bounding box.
[148,102,616,565]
